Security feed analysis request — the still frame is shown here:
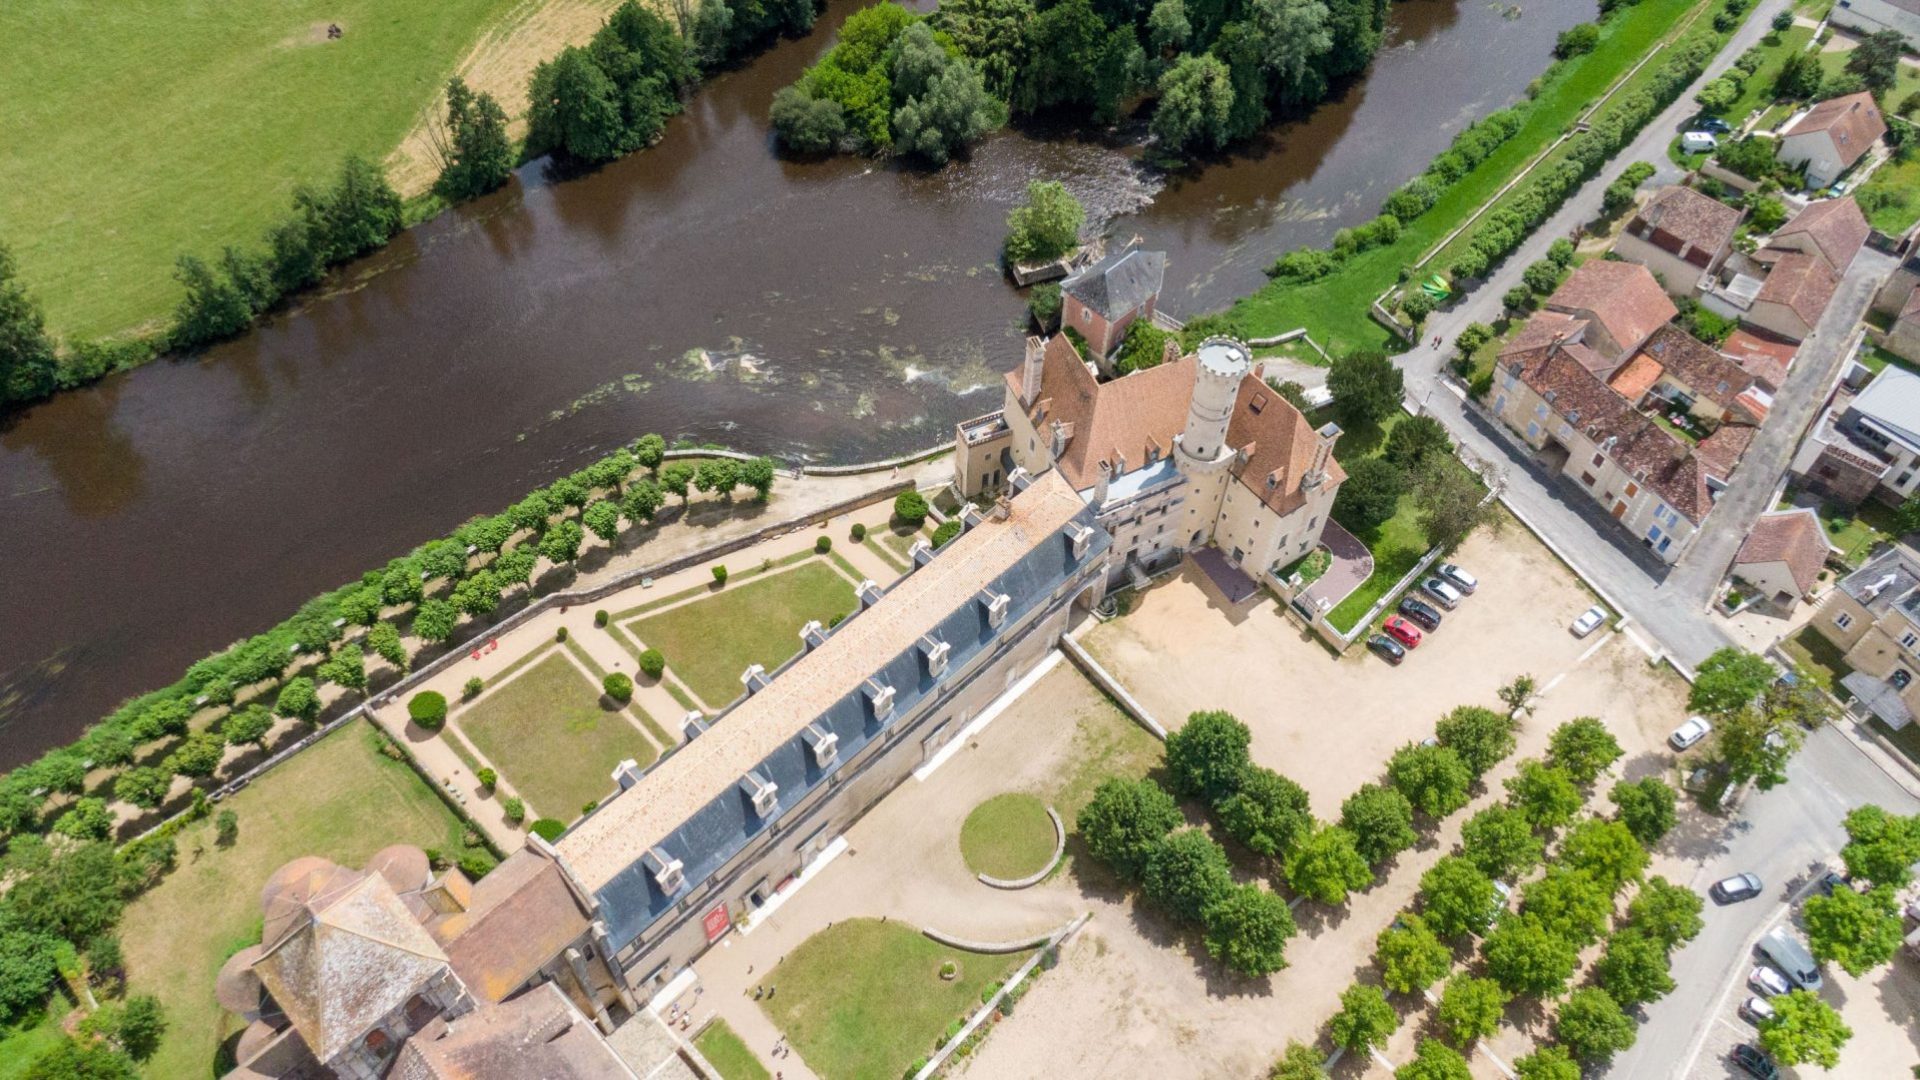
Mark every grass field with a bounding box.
[1856,155,1920,236]
[457,652,656,819]
[760,919,1026,1080]
[958,793,1057,879]
[117,721,482,1080]
[1723,26,1813,121]
[1225,0,1703,352]
[694,1018,771,1080]
[0,0,515,338]
[0,1003,66,1080]
[628,561,859,707]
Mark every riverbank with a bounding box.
[1224,0,1705,354]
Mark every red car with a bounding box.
[1382,616,1423,648]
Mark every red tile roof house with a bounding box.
[1613,185,1745,297]
[1732,507,1835,608]
[1540,260,1679,372]
[1060,247,1168,365]
[1720,327,1799,393]
[1704,196,1870,343]
[1778,91,1888,189]
[1617,324,1764,427]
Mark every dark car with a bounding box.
[1816,870,1850,896]
[1398,597,1442,631]
[1693,116,1734,134]
[1711,872,1764,904]
[1730,1044,1779,1080]
[1368,635,1407,665]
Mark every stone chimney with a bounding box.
[1021,336,1046,407]
[1049,418,1071,459]
[1092,459,1111,507]
[1303,421,1342,490]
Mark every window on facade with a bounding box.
[1903,631,1918,651]
[1592,453,1604,468]
[1901,471,1915,488]
[1834,612,1854,630]
[1625,482,1639,499]
[1581,472,1597,487]
[364,1030,393,1059]
[1896,669,1913,691]
[1535,403,1548,419]
[404,995,438,1032]
[1502,371,1517,390]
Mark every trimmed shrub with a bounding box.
[408,691,448,731]
[851,522,868,541]
[462,677,484,701]
[477,767,497,790]
[815,535,833,554]
[531,819,566,842]
[639,649,666,679]
[931,520,962,548]
[594,609,609,627]
[604,672,634,703]
[712,564,729,585]
[894,490,930,525]
[556,626,569,643]
[503,797,526,824]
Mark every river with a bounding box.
[0,0,1586,766]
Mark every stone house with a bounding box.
[1539,259,1678,366]
[1778,92,1887,189]
[1731,507,1833,606]
[1610,324,1766,425]
[1705,197,1869,342]
[1889,288,1920,364]
[1060,247,1167,362]
[1811,545,1920,728]
[1613,184,1744,296]
[1792,363,1920,506]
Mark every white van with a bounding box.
[1681,131,1719,154]
[1758,928,1822,991]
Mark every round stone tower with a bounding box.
[1177,336,1251,468]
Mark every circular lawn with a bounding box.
[958,793,1055,880]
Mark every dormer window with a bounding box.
[1009,468,1033,493]
[683,712,709,741]
[800,620,828,650]
[908,539,933,566]
[803,722,839,767]
[864,678,895,719]
[857,580,885,608]
[1068,523,1094,559]
[979,590,1010,629]
[920,635,951,677]
[613,759,645,790]
[643,848,685,894]
[741,664,771,694]
[739,771,778,817]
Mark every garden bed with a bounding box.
[456,652,657,820]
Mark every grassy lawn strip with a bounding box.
[1779,625,1853,695]
[1856,155,1920,237]
[694,1018,772,1080]
[1725,26,1813,120]
[1325,506,1428,634]
[628,562,858,706]
[864,535,914,574]
[1858,343,1920,378]
[761,919,1028,1080]
[959,793,1057,879]
[0,0,517,338]
[458,653,656,819]
[610,549,818,623]
[881,523,931,561]
[117,721,484,1080]
[0,1003,67,1080]
[1225,0,1700,351]
[564,634,676,747]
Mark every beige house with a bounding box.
[1610,324,1764,425]
[1709,197,1869,342]
[1811,545,1920,728]
[1614,185,1743,296]
[1731,507,1832,606]
[1778,92,1887,188]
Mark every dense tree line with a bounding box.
[772,0,1391,163]
[527,2,699,163]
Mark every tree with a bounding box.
[1436,975,1508,1047]
[583,499,622,544]
[660,460,696,502]
[1504,760,1581,829]
[540,519,585,565]
[111,995,166,1061]
[1554,22,1598,58]
[215,809,239,846]
[603,672,635,704]
[1483,914,1579,997]
[316,643,367,693]
[1498,674,1536,715]
[622,479,664,524]
[408,691,449,731]
[493,548,537,590]
[170,254,252,349]
[1166,710,1252,800]
[640,648,666,679]
[1553,987,1635,1062]
[1627,876,1703,949]
[1384,415,1452,470]
[1004,180,1085,264]
[1435,706,1515,778]
[270,676,318,723]
[740,457,777,499]
[1152,54,1235,158]
[1774,48,1822,99]
[1460,805,1543,880]
[1114,319,1176,374]
[451,571,502,618]
[0,242,58,406]
[1411,453,1491,551]
[1143,828,1234,923]
[1512,1045,1580,1080]
[1558,818,1648,893]
[223,705,273,747]
[889,24,1006,163]
[1283,823,1372,905]
[7,841,129,943]
[1593,926,1673,1007]
[1267,1041,1328,1080]
[165,733,224,778]
[1759,989,1852,1068]
[1545,717,1621,785]
[771,86,848,155]
[1076,776,1182,881]
[893,489,929,526]
[1014,0,1140,122]
[1202,883,1297,976]
[633,433,666,471]
[1375,913,1452,994]
[1328,983,1398,1052]
[1386,742,1472,819]
[1609,777,1676,847]
[1845,29,1905,95]
[1332,458,1405,533]
[1694,74,1740,114]
[1341,783,1416,865]
[1214,765,1313,858]
[1803,884,1903,976]
[367,621,408,671]
[527,47,626,162]
[23,1038,139,1080]
[1326,349,1403,425]
[1521,259,1563,296]
[1841,804,1920,887]
[692,458,738,498]
[1396,1039,1470,1080]
[435,78,516,200]
[1521,867,1612,947]
[1420,855,1496,940]
[114,767,172,811]
[1689,647,1774,716]
[1717,703,1803,791]
[53,799,113,841]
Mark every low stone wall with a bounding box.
[977,808,1065,890]
[1059,633,1165,740]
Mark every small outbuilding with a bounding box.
[1732,507,1833,606]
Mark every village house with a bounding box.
[1730,507,1833,608]
[1792,363,1920,506]
[1537,259,1678,369]
[1828,0,1920,47]
[1888,287,1920,364]
[1610,323,1768,425]
[1613,184,1744,296]
[1060,247,1169,363]
[1720,327,1800,393]
[1777,91,1888,189]
[1703,196,1870,342]
[1811,545,1920,729]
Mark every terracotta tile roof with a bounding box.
[429,849,592,1005]
[1736,508,1832,595]
[1756,251,1840,330]
[1784,93,1887,173]
[1696,422,1755,478]
[1638,325,1754,412]
[1720,328,1798,391]
[1500,311,1609,374]
[1225,376,1347,515]
[1545,260,1677,359]
[1608,352,1665,400]
[1633,185,1742,255]
[1007,335,1195,489]
[1511,344,1637,439]
[1735,386,1773,423]
[1772,196,1870,273]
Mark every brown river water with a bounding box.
[0,0,1585,765]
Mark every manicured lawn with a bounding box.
[1819,500,1900,566]
[1,0,517,338]
[1779,624,1854,694]
[1722,26,1813,121]
[1225,0,1703,351]
[881,522,932,561]
[457,652,657,820]
[1855,155,1920,236]
[760,919,1026,1080]
[1815,45,1920,121]
[959,793,1057,879]
[118,721,484,1080]
[627,561,859,707]
[1326,502,1429,634]
[694,1018,771,1080]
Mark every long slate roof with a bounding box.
[557,470,1109,953]
[1064,248,1166,320]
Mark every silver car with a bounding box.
[1740,995,1777,1026]
[1748,965,1790,997]
[1422,577,1463,610]
[1437,563,1477,595]
[1571,605,1608,637]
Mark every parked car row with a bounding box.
[1368,565,1477,665]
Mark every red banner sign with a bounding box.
[703,903,731,942]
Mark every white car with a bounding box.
[1740,995,1777,1025]
[1571,605,1608,637]
[1749,965,1791,997]
[1670,715,1713,751]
